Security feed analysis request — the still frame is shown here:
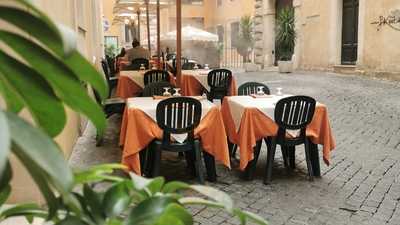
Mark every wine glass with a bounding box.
[276,87,283,96]
[257,86,265,95]
[163,87,171,96]
[173,88,181,97]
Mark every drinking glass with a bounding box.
[204,64,209,70]
[276,87,283,96]
[193,64,199,70]
[257,86,265,95]
[163,87,171,96]
[173,88,181,97]
[140,64,145,71]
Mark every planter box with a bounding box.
[278,60,293,73]
[244,63,260,72]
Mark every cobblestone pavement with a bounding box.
[70,71,400,225]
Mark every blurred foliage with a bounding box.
[276,7,296,61]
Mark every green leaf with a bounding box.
[162,181,189,193]
[64,50,108,100]
[11,143,59,219]
[190,185,234,213]
[56,216,87,225]
[83,184,105,223]
[0,6,63,56]
[233,209,268,225]
[0,185,11,206]
[124,196,178,225]
[155,203,192,225]
[0,50,66,137]
[103,181,132,218]
[178,197,225,208]
[0,6,107,99]
[74,164,126,184]
[0,203,48,221]
[6,112,73,193]
[0,162,12,192]
[0,31,106,135]
[147,177,165,195]
[129,172,153,190]
[12,0,76,56]
[0,111,10,175]
[0,78,23,113]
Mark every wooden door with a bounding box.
[341,0,359,65]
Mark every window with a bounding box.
[105,36,118,49]
[230,22,239,48]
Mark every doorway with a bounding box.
[341,0,359,65]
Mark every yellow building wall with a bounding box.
[296,0,400,76]
[295,0,332,70]
[0,0,104,204]
[360,0,400,75]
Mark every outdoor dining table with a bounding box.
[115,70,176,98]
[220,95,336,176]
[119,97,231,176]
[181,69,238,96]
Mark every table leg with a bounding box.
[203,152,217,182]
[243,140,262,180]
[309,141,321,177]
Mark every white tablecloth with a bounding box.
[227,95,322,137]
[127,97,215,143]
[120,70,145,88]
[182,70,212,92]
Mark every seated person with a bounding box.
[124,39,150,62]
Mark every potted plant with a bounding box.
[237,16,260,72]
[276,7,296,73]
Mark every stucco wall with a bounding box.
[0,0,104,204]
[295,0,400,76]
[360,0,400,75]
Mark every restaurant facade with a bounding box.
[255,0,400,79]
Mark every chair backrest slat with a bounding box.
[144,70,170,86]
[156,97,202,135]
[238,82,270,96]
[275,96,316,130]
[207,69,232,88]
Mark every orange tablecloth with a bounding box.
[115,72,176,99]
[120,105,231,175]
[221,98,336,171]
[181,73,238,96]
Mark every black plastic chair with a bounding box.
[144,70,170,86]
[142,81,175,97]
[207,69,232,102]
[172,57,189,75]
[93,88,125,146]
[101,59,118,96]
[182,62,203,70]
[150,97,206,183]
[106,55,116,75]
[127,58,149,70]
[264,95,316,184]
[230,82,271,162]
[238,82,270,95]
